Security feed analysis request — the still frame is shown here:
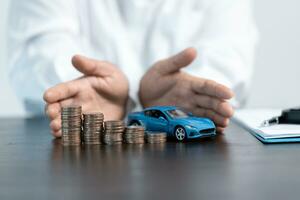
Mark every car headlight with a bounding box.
[185,125,196,129]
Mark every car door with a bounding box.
[145,110,168,132]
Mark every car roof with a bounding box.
[144,106,178,112]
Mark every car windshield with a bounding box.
[166,109,188,119]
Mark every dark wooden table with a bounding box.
[0,118,299,200]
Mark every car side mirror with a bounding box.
[159,116,167,122]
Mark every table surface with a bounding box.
[0,118,299,200]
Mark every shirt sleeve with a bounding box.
[184,0,258,107]
[7,0,94,116]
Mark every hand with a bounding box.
[139,48,234,132]
[44,55,129,137]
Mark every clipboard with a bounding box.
[233,109,300,143]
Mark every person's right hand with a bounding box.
[43,55,129,137]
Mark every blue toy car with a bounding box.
[127,106,216,141]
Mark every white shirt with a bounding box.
[7,0,258,116]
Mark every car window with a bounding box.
[157,111,167,120]
[144,110,152,117]
[166,109,188,119]
[145,110,167,120]
[145,110,157,118]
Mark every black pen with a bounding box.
[261,116,280,127]
[261,107,300,127]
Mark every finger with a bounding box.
[59,98,76,107]
[52,130,62,138]
[192,79,234,100]
[45,103,61,120]
[216,127,225,133]
[72,55,113,77]
[154,47,197,75]
[50,98,76,137]
[50,118,61,132]
[43,80,79,103]
[193,108,230,128]
[194,95,234,118]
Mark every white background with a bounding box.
[0,0,300,117]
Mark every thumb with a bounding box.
[71,55,113,77]
[155,47,197,75]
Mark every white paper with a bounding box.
[234,109,300,139]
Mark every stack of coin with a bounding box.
[61,106,82,146]
[146,132,167,144]
[82,112,104,145]
[124,126,145,144]
[103,120,125,145]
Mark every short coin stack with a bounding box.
[82,112,104,145]
[146,132,167,144]
[61,106,82,146]
[103,120,125,145]
[124,126,145,144]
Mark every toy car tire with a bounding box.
[174,126,186,141]
[129,120,141,126]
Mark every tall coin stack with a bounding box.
[146,132,167,144]
[61,106,82,146]
[103,120,125,145]
[82,112,104,145]
[124,126,145,144]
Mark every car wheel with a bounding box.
[130,121,141,126]
[174,126,186,141]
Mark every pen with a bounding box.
[261,107,300,127]
[261,116,279,127]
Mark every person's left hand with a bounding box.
[139,48,235,132]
